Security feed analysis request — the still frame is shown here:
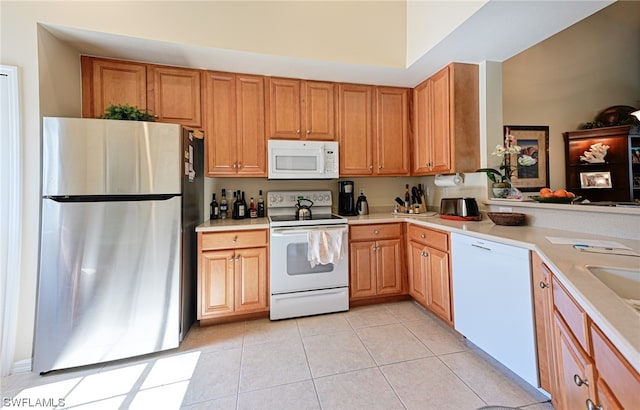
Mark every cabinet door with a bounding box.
[552,312,597,410]
[412,80,432,175]
[425,246,452,323]
[204,72,237,176]
[149,66,202,127]
[375,87,410,175]
[376,239,403,295]
[350,241,377,299]
[407,240,427,305]
[236,75,267,176]
[267,77,302,139]
[531,252,556,394]
[89,58,147,118]
[303,81,335,140]
[338,84,374,176]
[199,250,235,318]
[430,66,452,174]
[234,247,268,313]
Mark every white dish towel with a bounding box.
[307,226,348,268]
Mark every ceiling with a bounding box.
[42,0,614,87]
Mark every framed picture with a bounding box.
[580,171,613,189]
[504,125,550,191]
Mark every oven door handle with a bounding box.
[271,226,348,237]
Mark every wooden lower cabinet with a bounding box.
[349,224,404,300]
[406,225,452,324]
[197,230,268,320]
[531,252,556,393]
[547,267,640,409]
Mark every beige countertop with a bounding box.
[195,213,640,371]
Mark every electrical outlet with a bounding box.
[499,206,513,212]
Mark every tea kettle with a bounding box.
[295,198,313,220]
[356,189,369,215]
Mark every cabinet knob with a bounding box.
[373,230,380,234]
[369,165,373,170]
[306,129,311,134]
[573,374,589,387]
[586,399,603,410]
[378,165,382,169]
[539,281,549,289]
[296,129,301,134]
[232,163,237,169]
[420,234,426,239]
[232,236,238,243]
[237,163,242,168]
[421,251,429,257]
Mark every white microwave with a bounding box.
[268,140,339,179]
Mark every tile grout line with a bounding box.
[295,317,324,410]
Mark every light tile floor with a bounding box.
[1,301,554,409]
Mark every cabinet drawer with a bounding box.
[350,223,402,241]
[552,275,590,354]
[200,229,268,250]
[407,225,449,251]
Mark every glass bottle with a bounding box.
[257,190,265,217]
[220,189,228,219]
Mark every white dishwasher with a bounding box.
[451,233,539,388]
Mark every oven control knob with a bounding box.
[324,194,330,202]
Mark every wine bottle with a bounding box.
[220,189,228,219]
[249,197,257,218]
[210,193,219,220]
[238,191,246,219]
[404,184,411,213]
[232,190,239,219]
[257,190,265,217]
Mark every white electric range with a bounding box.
[268,190,349,320]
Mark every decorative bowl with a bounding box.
[487,212,526,226]
[530,196,581,204]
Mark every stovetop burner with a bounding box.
[267,190,348,227]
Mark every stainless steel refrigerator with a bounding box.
[33,117,204,373]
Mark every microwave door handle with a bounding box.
[319,148,326,173]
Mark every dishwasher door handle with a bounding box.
[471,243,492,251]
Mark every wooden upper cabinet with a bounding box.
[82,56,147,118]
[203,71,266,177]
[236,75,267,176]
[412,63,479,176]
[267,77,335,140]
[147,65,202,128]
[338,84,374,176]
[375,87,410,175]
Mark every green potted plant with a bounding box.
[101,104,155,121]
[477,133,536,198]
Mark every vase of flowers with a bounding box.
[477,132,537,199]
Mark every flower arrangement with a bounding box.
[477,133,538,185]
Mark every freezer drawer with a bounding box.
[33,196,181,373]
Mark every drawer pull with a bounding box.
[586,399,603,410]
[232,236,238,243]
[539,281,549,289]
[420,234,426,239]
[421,251,429,257]
[374,230,380,235]
[573,374,589,387]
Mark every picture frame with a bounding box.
[504,125,550,191]
[580,171,613,189]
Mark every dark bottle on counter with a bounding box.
[231,191,239,219]
[249,197,257,218]
[233,190,246,219]
[220,189,228,219]
[404,184,411,213]
[210,193,219,220]
[257,190,265,217]
[239,191,247,218]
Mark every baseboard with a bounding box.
[11,359,31,374]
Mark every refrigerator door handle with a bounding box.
[44,194,181,203]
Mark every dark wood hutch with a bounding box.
[564,125,639,202]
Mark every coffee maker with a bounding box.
[338,180,356,216]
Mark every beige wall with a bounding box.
[502,1,640,190]
[2,0,638,368]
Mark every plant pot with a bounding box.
[492,183,510,199]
